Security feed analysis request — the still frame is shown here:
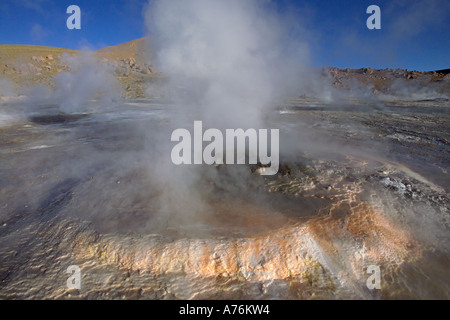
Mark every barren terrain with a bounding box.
[0,40,449,299]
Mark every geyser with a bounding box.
[0,0,448,301]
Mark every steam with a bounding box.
[139,0,318,231]
[145,0,311,128]
[382,77,450,100]
[54,52,123,113]
[0,78,21,126]
[0,78,16,97]
[19,51,123,114]
[2,0,445,237]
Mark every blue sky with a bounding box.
[0,0,448,71]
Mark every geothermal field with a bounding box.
[0,95,449,300]
[0,0,449,300]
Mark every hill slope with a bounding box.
[0,38,158,98]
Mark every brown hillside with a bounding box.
[0,38,158,98]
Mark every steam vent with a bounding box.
[1,0,450,301]
[1,96,449,299]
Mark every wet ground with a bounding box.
[0,97,448,299]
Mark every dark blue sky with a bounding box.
[0,0,448,71]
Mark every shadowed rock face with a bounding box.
[0,98,448,299]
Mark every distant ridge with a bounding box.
[96,37,148,64]
[0,38,155,98]
[97,37,147,54]
[0,38,448,98]
[434,69,450,75]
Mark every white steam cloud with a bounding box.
[19,51,123,114]
[54,52,123,113]
[140,0,318,230]
[0,78,16,98]
[145,0,311,128]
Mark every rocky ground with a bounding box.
[0,96,448,299]
[0,39,448,300]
